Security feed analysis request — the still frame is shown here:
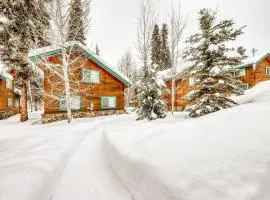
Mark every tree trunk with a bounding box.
[28,80,33,112]
[171,78,175,115]
[62,52,72,123]
[20,79,29,122]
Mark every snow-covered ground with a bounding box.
[1,81,270,200]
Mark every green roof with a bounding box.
[235,53,270,69]
[29,42,131,87]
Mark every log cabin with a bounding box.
[29,41,131,123]
[160,52,270,111]
[0,65,20,119]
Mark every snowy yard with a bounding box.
[1,81,270,200]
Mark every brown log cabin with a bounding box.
[29,41,131,123]
[162,53,270,111]
[0,67,20,119]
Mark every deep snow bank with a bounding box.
[0,115,112,200]
[103,81,270,200]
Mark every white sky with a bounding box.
[87,0,270,66]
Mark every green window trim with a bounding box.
[100,96,117,110]
[81,68,101,84]
[235,69,246,78]
[240,83,249,90]
[7,98,13,107]
[265,67,270,76]
[58,95,82,111]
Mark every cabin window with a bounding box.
[59,95,81,111]
[101,96,116,109]
[235,69,246,77]
[189,76,199,87]
[7,98,12,107]
[240,83,249,90]
[6,78,12,89]
[81,69,100,84]
[15,99,20,108]
[266,67,270,75]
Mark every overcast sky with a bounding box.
[87,0,270,66]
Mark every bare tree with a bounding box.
[29,0,92,123]
[168,2,186,115]
[137,0,156,73]
[117,50,137,107]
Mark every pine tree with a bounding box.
[160,23,171,70]
[136,65,167,120]
[151,24,161,68]
[184,8,246,118]
[95,43,100,56]
[67,0,86,43]
[0,0,51,122]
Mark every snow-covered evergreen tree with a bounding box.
[184,8,246,118]
[136,64,167,120]
[0,0,51,122]
[67,0,86,43]
[160,23,171,70]
[151,24,161,68]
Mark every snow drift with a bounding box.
[103,81,270,200]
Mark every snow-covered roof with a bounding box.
[235,52,270,69]
[29,41,131,87]
[0,62,13,80]
[158,61,193,81]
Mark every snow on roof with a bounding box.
[29,41,131,86]
[158,61,193,81]
[235,52,270,69]
[0,62,13,80]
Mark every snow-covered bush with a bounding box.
[136,65,168,120]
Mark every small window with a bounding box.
[81,69,100,84]
[266,67,270,75]
[235,69,246,77]
[6,78,12,89]
[59,95,81,111]
[15,99,20,108]
[101,96,116,109]
[189,76,199,87]
[7,98,12,107]
[240,83,249,90]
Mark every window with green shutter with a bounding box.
[81,69,100,84]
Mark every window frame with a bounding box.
[6,78,13,90]
[59,95,82,111]
[240,83,249,90]
[7,98,13,107]
[100,96,117,110]
[235,69,246,77]
[81,68,100,84]
[265,67,270,76]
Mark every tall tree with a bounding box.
[137,0,155,73]
[151,24,161,67]
[184,8,246,118]
[95,43,100,56]
[168,2,186,115]
[0,0,51,122]
[67,0,86,43]
[160,23,171,70]
[118,50,137,107]
[136,64,167,120]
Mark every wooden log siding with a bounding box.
[165,55,270,109]
[42,53,126,114]
[235,57,270,87]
